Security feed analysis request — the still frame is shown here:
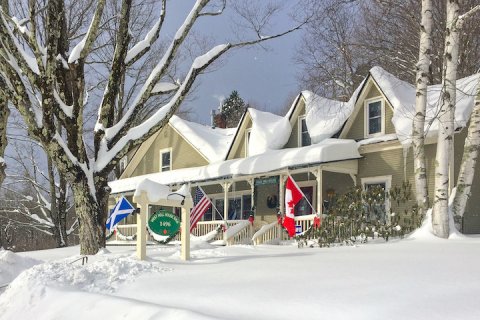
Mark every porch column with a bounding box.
[279,174,285,214]
[181,206,190,261]
[249,178,255,210]
[316,168,323,214]
[135,193,147,260]
[223,181,231,243]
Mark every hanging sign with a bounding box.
[148,210,180,237]
[255,176,279,186]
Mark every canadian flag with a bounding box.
[284,176,303,237]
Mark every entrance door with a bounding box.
[295,186,313,216]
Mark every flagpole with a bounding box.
[198,186,224,220]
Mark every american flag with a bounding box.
[190,186,212,232]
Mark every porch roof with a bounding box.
[109,138,361,194]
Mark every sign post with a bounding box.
[132,181,193,261]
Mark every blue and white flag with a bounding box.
[106,197,135,232]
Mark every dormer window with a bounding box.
[245,128,252,157]
[298,116,311,147]
[365,98,384,137]
[159,148,171,172]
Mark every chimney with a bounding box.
[211,109,216,128]
[214,113,227,129]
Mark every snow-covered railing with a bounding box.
[192,221,226,241]
[225,220,253,245]
[292,214,316,239]
[252,221,282,245]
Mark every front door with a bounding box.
[295,186,313,216]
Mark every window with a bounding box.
[365,98,384,137]
[159,148,171,172]
[361,176,392,223]
[295,186,313,216]
[207,194,252,221]
[119,156,128,173]
[245,128,252,156]
[298,116,311,147]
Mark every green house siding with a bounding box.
[229,116,252,160]
[131,125,208,177]
[285,99,306,148]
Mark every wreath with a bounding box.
[267,194,278,208]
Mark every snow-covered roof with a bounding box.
[301,83,363,144]
[248,109,291,156]
[109,138,360,194]
[370,66,480,146]
[169,115,235,163]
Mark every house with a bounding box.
[109,66,480,244]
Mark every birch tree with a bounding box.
[452,11,480,227]
[0,0,8,186]
[432,1,480,238]
[412,0,433,215]
[0,0,307,254]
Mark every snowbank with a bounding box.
[0,249,40,287]
[2,239,480,320]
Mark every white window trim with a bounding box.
[364,97,385,138]
[245,128,252,157]
[361,175,392,223]
[298,115,310,147]
[159,148,172,172]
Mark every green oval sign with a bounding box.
[148,210,180,237]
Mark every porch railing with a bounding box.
[252,221,282,245]
[107,215,316,245]
[225,220,253,245]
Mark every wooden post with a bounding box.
[278,174,285,238]
[181,206,190,261]
[316,168,323,214]
[136,193,147,260]
[223,181,231,244]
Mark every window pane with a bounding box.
[300,118,311,146]
[364,182,387,223]
[368,101,381,117]
[242,195,252,220]
[161,151,171,171]
[369,117,381,134]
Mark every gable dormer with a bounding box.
[285,94,309,148]
[340,76,395,141]
[225,111,252,160]
[225,108,291,160]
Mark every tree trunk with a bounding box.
[0,99,7,186]
[72,176,109,255]
[432,0,461,238]
[453,85,480,228]
[412,0,432,214]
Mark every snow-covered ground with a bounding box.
[1,234,480,320]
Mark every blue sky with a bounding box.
[164,1,304,124]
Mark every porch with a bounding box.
[108,158,358,246]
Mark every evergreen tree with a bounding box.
[221,90,246,128]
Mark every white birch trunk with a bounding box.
[453,84,480,227]
[432,0,461,238]
[412,0,433,214]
